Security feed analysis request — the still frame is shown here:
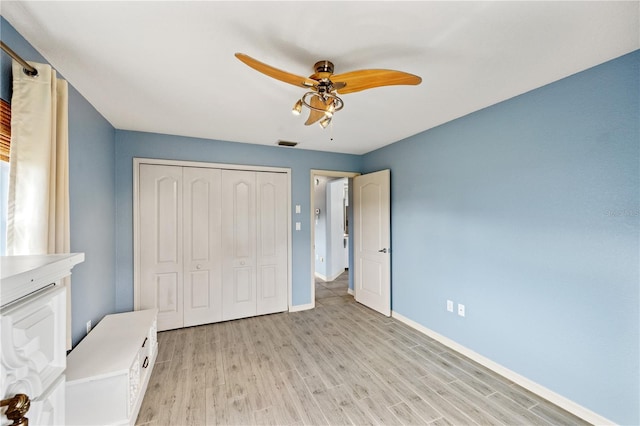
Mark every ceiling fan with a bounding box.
[235,53,422,129]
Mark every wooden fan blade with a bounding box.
[332,82,347,91]
[332,69,422,94]
[304,95,328,126]
[235,53,318,88]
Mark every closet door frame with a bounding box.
[133,157,292,314]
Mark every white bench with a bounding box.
[65,309,158,425]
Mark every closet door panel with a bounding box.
[256,172,288,314]
[222,170,257,321]
[139,164,184,331]
[183,167,223,327]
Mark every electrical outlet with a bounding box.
[446,300,454,312]
[86,320,92,334]
[458,304,465,317]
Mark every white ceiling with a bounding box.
[2,1,638,155]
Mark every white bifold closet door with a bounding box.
[139,164,185,331]
[183,167,223,327]
[138,164,288,331]
[221,170,288,321]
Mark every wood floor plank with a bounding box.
[246,335,304,424]
[388,366,479,425]
[326,383,377,426]
[386,321,440,346]
[359,397,404,426]
[412,344,495,396]
[136,282,588,426]
[204,326,226,387]
[303,375,354,425]
[162,365,206,426]
[205,385,230,425]
[409,345,459,384]
[388,401,429,425]
[365,361,445,423]
[136,361,170,424]
[155,330,177,363]
[429,416,455,426]
[281,369,329,426]
[440,379,508,426]
[439,351,518,396]
[226,395,253,425]
[530,400,592,426]
[252,405,279,426]
[488,392,551,425]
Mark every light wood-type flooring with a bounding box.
[136,271,589,425]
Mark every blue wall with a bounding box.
[362,50,639,425]
[1,17,117,347]
[114,130,361,311]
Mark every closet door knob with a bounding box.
[196,264,202,270]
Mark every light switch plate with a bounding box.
[447,300,454,312]
[295,205,301,214]
[295,222,301,231]
[458,304,465,317]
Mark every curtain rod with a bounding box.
[0,41,38,76]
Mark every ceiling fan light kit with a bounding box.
[235,53,422,129]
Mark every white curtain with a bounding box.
[7,60,72,348]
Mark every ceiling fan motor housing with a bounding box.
[314,60,334,74]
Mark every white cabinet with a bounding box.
[1,253,84,426]
[65,309,157,426]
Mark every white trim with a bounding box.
[133,157,293,315]
[286,171,293,313]
[289,302,314,312]
[309,169,359,306]
[347,288,354,295]
[134,157,289,174]
[326,269,344,282]
[314,270,345,283]
[132,159,141,311]
[314,272,328,281]
[391,311,614,426]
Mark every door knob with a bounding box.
[196,264,202,270]
[378,248,388,253]
[1,394,30,426]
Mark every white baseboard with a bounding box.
[289,302,314,313]
[314,272,328,281]
[348,288,354,295]
[391,311,614,426]
[315,270,346,282]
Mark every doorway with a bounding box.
[310,170,359,306]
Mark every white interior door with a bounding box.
[256,172,288,315]
[139,164,184,330]
[222,170,257,321]
[183,167,222,327]
[354,169,391,316]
